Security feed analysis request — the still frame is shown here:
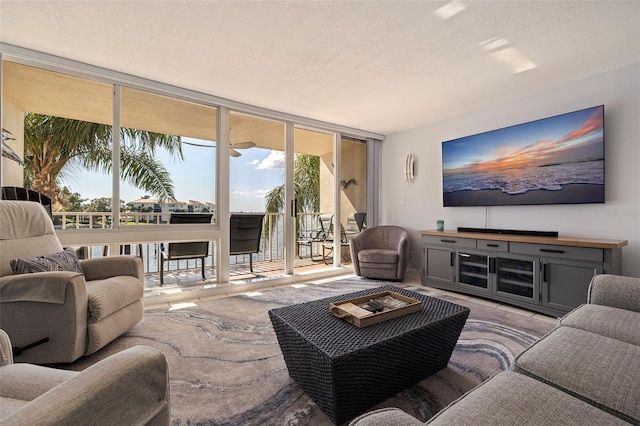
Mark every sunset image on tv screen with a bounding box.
[442,105,604,207]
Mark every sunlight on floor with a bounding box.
[168,302,198,311]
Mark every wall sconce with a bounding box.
[405,153,415,184]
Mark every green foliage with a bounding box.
[59,186,87,212]
[23,113,182,209]
[264,154,320,214]
[85,197,125,212]
[264,154,320,242]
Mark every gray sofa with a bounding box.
[0,329,170,425]
[350,274,640,425]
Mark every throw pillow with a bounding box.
[11,248,83,275]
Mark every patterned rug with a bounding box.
[69,277,557,425]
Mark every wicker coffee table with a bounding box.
[268,285,470,424]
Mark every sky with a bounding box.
[442,105,604,174]
[64,138,286,212]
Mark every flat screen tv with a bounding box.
[442,105,604,207]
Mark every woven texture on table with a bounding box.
[269,285,470,425]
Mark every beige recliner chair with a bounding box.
[350,225,410,281]
[0,329,170,425]
[0,200,144,364]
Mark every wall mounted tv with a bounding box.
[442,105,604,207]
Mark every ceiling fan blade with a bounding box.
[230,148,242,157]
[230,141,256,150]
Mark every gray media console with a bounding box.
[420,230,628,318]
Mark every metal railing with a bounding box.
[53,211,326,275]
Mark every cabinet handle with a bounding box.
[441,239,456,244]
[486,243,499,247]
[540,248,565,254]
[450,252,455,267]
[543,264,548,282]
[489,258,496,274]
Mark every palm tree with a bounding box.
[23,113,182,211]
[265,154,320,215]
[264,154,320,250]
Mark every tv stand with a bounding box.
[420,230,627,317]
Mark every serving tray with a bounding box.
[329,291,422,327]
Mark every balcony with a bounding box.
[52,211,349,299]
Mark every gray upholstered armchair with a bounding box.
[0,329,170,425]
[0,200,144,364]
[350,225,409,281]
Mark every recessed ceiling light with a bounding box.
[434,0,467,21]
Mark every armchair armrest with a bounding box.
[587,274,640,312]
[0,272,84,304]
[81,255,143,282]
[397,235,410,279]
[2,345,170,426]
[0,273,88,364]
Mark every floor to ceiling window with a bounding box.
[339,136,368,249]
[294,127,337,271]
[118,87,218,285]
[228,112,285,281]
[1,48,380,299]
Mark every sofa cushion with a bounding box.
[349,407,423,426]
[0,397,28,422]
[561,304,640,346]
[10,248,82,275]
[86,276,144,322]
[358,249,398,264]
[514,326,640,423]
[420,371,629,426]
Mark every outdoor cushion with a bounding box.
[561,304,640,346]
[514,326,640,423]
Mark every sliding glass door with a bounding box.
[1,53,375,293]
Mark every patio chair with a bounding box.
[0,200,144,364]
[322,213,366,264]
[297,214,333,260]
[160,213,213,285]
[1,186,52,217]
[230,213,265,273]
[343,212,367,242]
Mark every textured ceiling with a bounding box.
[1,1,639,135]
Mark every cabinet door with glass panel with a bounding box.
[457,249,491,295]
[494,253,539,304]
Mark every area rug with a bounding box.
[69,277,557,425]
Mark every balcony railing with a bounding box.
[52,211,326,276]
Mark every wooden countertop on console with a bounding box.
[419,230,628,249]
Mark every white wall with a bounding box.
[381,62,640,277]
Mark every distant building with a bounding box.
[126,198,214,222]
